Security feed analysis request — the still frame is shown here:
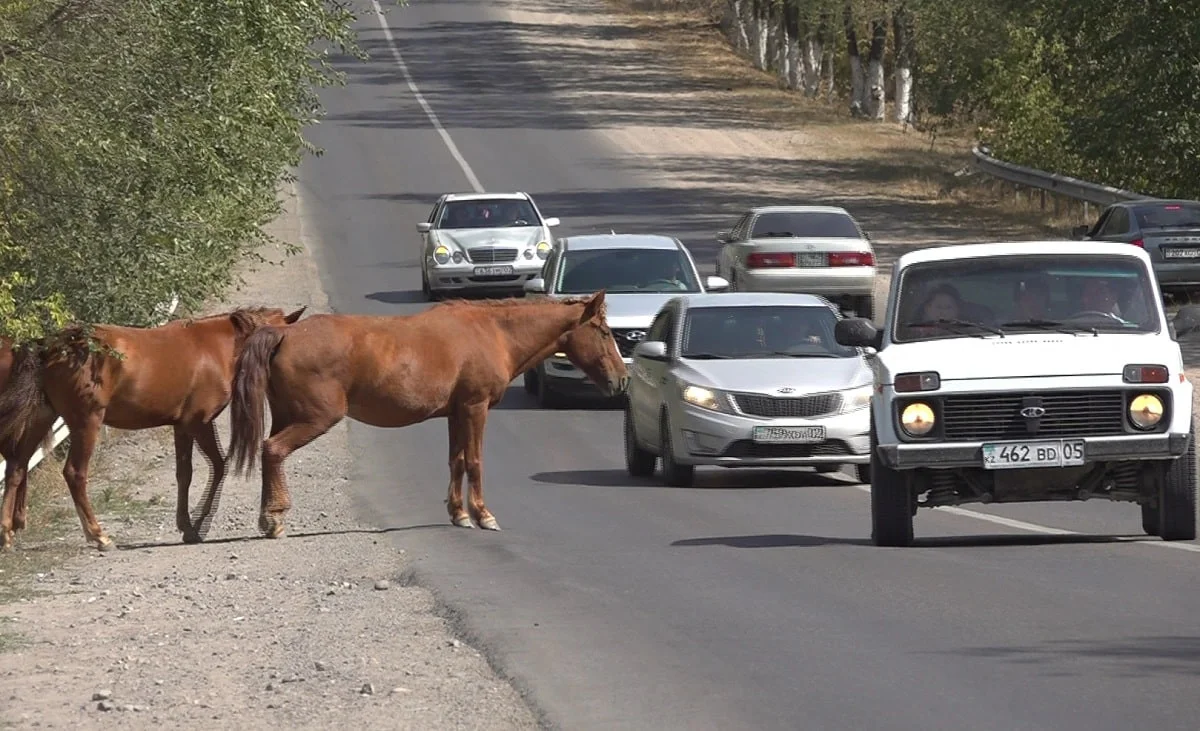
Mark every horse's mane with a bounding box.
[174,306,279,328]
[432,295,607,319]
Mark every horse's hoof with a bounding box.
[181,531,203,545]
[96,537,116,552]
[452,515,475,529]
[479,516,501,531]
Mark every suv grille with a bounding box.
[940,389,1128,441]
[611,328,647,358]
[468,247,518,263]
[733,392,842,418]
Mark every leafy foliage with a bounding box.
[0,0,363,343]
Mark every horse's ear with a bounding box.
[229,310,256,336]
[284,306,307,324]
[579,290,606,323]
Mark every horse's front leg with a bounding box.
[0,458,25,550]
[463,402,499,531]
[446,410,471,528]
[61,414,112,551]
[172,425,195,536]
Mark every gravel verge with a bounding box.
[0,181,541,730]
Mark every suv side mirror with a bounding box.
[835,318,883,349]
[633,340,668,362]
[543,217,561,228]
[417,222,432,233]
[1070,224,1089,240]
[524,278,546,294]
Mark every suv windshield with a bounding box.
[750,211,862,239]
[556,247,701,294]
[438,199,540,229]
[893,254,1161,342]
[682,304,859,359]
[1133,202,1200,230]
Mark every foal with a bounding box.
[226,292,627,537]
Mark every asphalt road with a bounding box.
[295,0,1200,729]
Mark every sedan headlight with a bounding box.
[536,241,551,260]
[1129,393,1164,430]
[840,384,873,413]
[681,383,723,411]
[433,245,451,265]
[900,401,935,436]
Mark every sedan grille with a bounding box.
[733,392,842,418]
[611,328,647,358]
[468,247,518,263]
[940,389,1128,441]
[722,440,849,459]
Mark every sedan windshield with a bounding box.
[893,254,1161,342]
[750,211,862,239]
[556,248,701,294]
[438,199,540,229]
[681,305,859,359]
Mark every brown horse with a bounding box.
[0,305,307,551]
[225,292,627,538]
[0,339,60,549]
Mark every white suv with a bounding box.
[834,240,1198,547]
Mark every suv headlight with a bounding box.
[433,245,450,265]
[900,401,936,436]
[681,383,724,411]
[536,241,551,259]
[1129,393,1164,430]
[840,384,873,413]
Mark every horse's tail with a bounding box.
[227,325,286,478]
[0,346,53,451]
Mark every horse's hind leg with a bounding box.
[463,402,499,531]
[172,425,195,536]
[61,414,112,551]
[1,455,25,551]
[446,411,470,528]
[184,420,226,543]
[259,418,338,540]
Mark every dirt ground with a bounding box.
[0,183,542,730]
[0,0,1195,727]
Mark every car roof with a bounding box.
[897,240,1152,268]
[677,292,833,309]
[745,205,853,216]
[1116,198,1200,208]
[560,233,682,250]
[441,192,530,202]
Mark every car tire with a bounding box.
[523,368,537,395]
[624,406,657,477]
[852,294,874,322]
[537,369,563,409]
[659,412,694,487]
[855,463,870,485]
[868,421,914,547]
[1141,502,1160,537]
[1157,422,1197,541]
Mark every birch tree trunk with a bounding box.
[867,17,887,120]
[785,1,802,90]
[844,4,866,116]
[754,0,768,71]
[892,2,914,125]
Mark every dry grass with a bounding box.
[602,0,1093,235]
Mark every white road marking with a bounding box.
[852,485,1200,554]
[368,0,486,194]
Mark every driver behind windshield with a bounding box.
[1079,278,1122,318]
[766,313,824,350]
[639,254,688,291]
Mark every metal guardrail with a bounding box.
[970,145,1153,207]
[0,294,180,477]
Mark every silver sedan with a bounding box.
[623,292,873,487]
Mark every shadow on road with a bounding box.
[936,635,1200,677]
[671,531,1151,550]
[529,468,851,489]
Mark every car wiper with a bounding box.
[767,351,840,358]
[902,318,1006,337]
[756,232,796,238]
[684,353,736,359]
[999,318,1099,337]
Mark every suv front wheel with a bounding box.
[868,421,914,547]
[1156,419,1198,541]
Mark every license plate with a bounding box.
[752,425,826,444]
[1163,247,1200,259]
[794,253,827,267]
[473,265,514,276]
[981,439,1086,470]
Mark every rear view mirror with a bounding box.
[524,278,546,294]
[716,230,732,244]
[633,340,668,362]
[1069,224,1089,240]
[705,275,730,292]
[835,318,883,350]
[543,217,561,228]
[417,222,432,233]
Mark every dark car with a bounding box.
[1072,199,1200,297]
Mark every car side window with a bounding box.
[1099,207,1130,237]
[731,214,751,242]
[648,309,676,354]
[1089,208,1112,237]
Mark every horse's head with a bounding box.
[559,291,628,397]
